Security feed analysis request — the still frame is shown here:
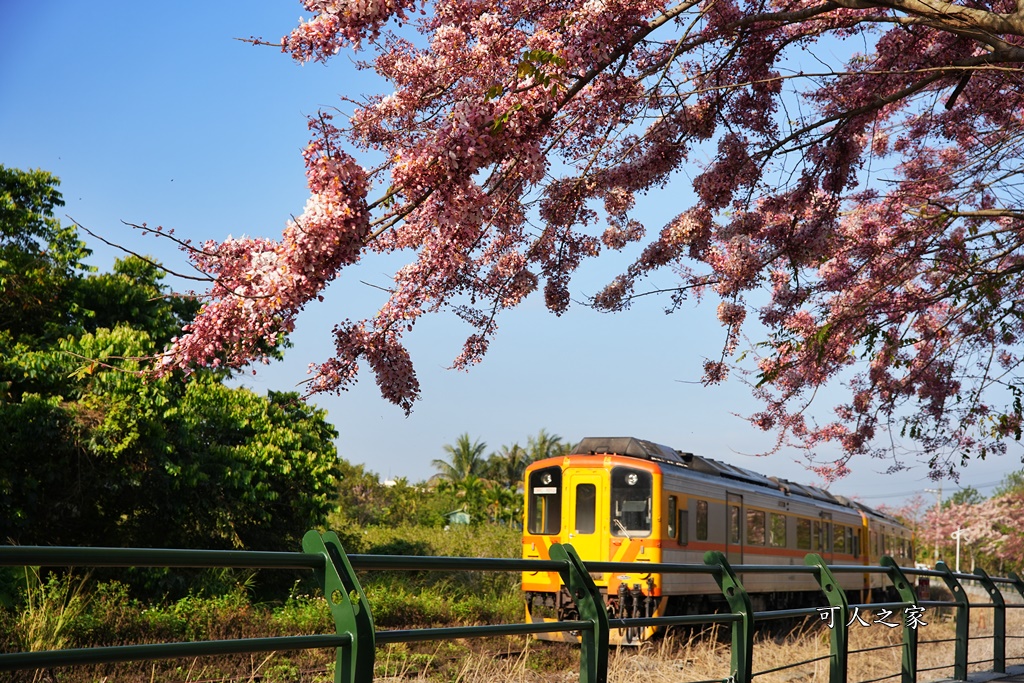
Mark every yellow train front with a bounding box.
[521,436,914,645]
[522,437,675,645]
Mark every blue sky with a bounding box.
[3,1,1022,504]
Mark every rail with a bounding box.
[2,530,1023,683]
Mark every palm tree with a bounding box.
[484,485,517,525]
[457,474,490,510]
[527,429,573,462]
[486,443,529,489]
[432,433,488,483]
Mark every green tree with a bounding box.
[484,443,528,490]
[0,165,340,552]
[526,429,573,463]
[432,433,488,484]
[994,472,1024,498]
[945,487,984,509]
[0,166,89,344]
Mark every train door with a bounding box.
[565,470,605,562]
[819,513,833,563]
[726,492,743,565]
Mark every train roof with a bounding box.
[569,436,897,521]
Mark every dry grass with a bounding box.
[400,604,1024,683]
[14,591,1024,681]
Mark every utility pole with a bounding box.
[951,528,963,573]
[925,486,942,562]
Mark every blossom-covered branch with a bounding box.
[161,0,1024,477]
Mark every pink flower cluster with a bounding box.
[164,0,1024,475]
[160,139,369,376]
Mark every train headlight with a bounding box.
[626,473,638,485]
[541,473,553,485]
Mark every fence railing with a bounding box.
[2,530,1023,683]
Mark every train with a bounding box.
[521,436,915,643]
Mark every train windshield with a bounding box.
[610,467,652,537]
[527,467,562,535]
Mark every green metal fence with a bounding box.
[2,530,1023,683]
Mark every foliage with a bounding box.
[0,166,90,346]
[481,429,574,488]
[993,470,1024,497]
[0,165,340,555]
[155,0,1024,478]
[432,433,489,483]
[422,430,574,524]
[332,461,456,528]
[945,487,983,508]
[13,569,92,654]
[353,523,522,626]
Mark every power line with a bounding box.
[841,478,1009,500]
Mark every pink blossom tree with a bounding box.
[159,0,1024,477]
[977,492,1024,572]
[919,493,1024,572]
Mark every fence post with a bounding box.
[880,557,919,683]
[302,530,375,683]
[935,560,969,681]
[805,554,848,683]
[550,543,609,683]
[705,551,754,683]
[1009,571,1024,601]
[973,567,1005,673]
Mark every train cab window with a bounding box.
[575,484,596,534]
[528,467,562,535]
[835,525,846,553]
[667,496,677,540]
[797,519,811,550]
[770,513,787,547]
[747,510,766,545]
[610,468,652,537]
[696,500,709,541]
[680,509,689,545]
[729,505,741,544]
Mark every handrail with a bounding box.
[1,533,1022,683]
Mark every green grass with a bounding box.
[0,523,528,681]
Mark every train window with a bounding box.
[812,521,821,551]
[527,467,562,535]
[871,531,878,556]
[696,501,708,541]
[610,468,652,537]
[847,528,856,555]
[680,509,689,545]
[747,510,766,545]
[769,513,787,547]
[835,525,846,553]
[852,531,860,557]
[729,506,741,544]
[797,519,811,550]
[667,496,677,540]
[575,484,596,534]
